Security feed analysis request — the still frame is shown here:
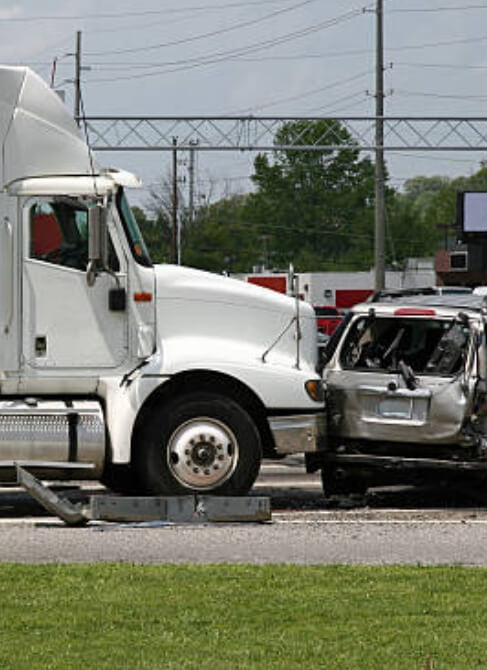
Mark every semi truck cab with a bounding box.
[0,65,325,495]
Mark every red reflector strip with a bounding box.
[133,292,153,302]
[394,308,436,316]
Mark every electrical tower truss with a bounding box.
[82,116,487,152]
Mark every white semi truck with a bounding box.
[0,66,324,496]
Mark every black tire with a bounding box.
[101,463,141,495]
[321,467,368,498]
[134,392,262,496]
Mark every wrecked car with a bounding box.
[308,294,487,496]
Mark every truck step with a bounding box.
[0,460,96,484]
[1,460,96,469]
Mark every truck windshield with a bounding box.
[116,189,152,267]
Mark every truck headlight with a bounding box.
[305,379,324,402]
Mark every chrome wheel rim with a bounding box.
[166,417,239,490]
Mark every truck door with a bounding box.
[22,197,129,370]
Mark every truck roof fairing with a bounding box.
[0,66,93,187]
[7,169,142,197]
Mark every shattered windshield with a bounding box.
[340,315,470,375]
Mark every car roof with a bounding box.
[352,293,486,317]
[368,286,472,302]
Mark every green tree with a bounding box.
[183,194,259,272]
[132,205,170,263]
[245,119,377,271]
[387,166,487,263]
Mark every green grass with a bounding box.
[0,564,487,669]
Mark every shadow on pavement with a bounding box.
[1,477,487,520]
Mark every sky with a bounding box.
[2,0,487,210]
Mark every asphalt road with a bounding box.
[2,459,487,565]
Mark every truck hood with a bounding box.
[0,66,92,187]
[154,264,317,370]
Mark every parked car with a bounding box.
[309,293,487,497]
[313,305,342,337]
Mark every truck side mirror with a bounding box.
[86,205,107,287]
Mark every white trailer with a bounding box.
[0,66,324,496]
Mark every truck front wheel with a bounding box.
[134,393,262,496]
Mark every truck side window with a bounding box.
[29,199,120,272]
[30,200,88,271]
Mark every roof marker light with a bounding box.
[394,308,436,316]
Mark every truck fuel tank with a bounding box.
[0,399,105,481]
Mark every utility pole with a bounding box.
[188,139,198,225]
[259,235,271,270]
[74,31,82,125]
[50,57,58,89]
[171,137,179,264]
[374,0,386,290]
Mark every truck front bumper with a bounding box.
[269,413,325,454]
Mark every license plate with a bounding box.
[378,397,413,419]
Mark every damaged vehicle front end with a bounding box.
[308,294,487,496]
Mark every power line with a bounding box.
[0,0,299,22]
[391,152,480,164]
[81,52,372,69]
[312,94,371,115]
[387,34,487,51]
[397,89,487,100]
[387,4,487,13]
[85,0,320,57]
[396,61,487,70]
[82,13,209,37]
[227,70,372,114]
[82,32,487,75]
[186,219,436,251]
[86,9,365,83]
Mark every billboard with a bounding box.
[458,192,487,237]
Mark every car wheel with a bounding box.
[321,467,368,497]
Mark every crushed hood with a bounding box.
[0,66,92,187]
